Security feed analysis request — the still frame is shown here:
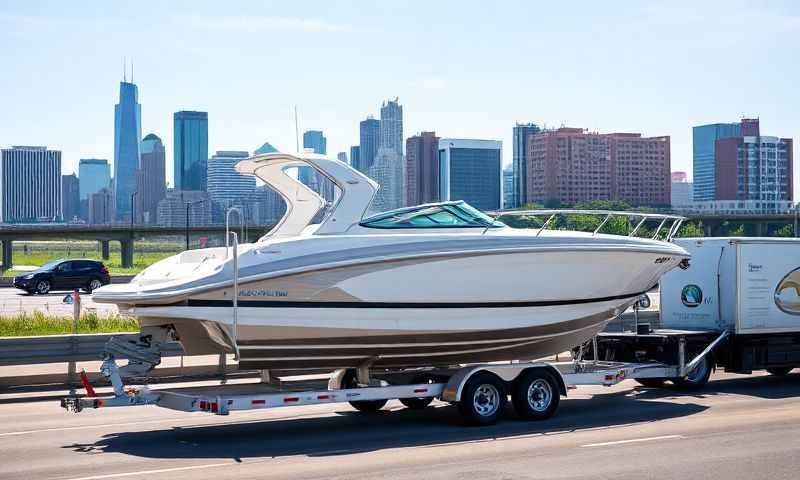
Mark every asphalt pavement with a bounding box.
[1,370,798,480]
[0,287,117,316]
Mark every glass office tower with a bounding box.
[173,111,209,191]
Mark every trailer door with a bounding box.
[737,242,800,334]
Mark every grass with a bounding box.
[0,310,139,336]
[3,240,183,277]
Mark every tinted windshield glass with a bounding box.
[38,260,64,271]
[361,202,505,229]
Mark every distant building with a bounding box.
[88,188,115,224]
[248,185,286,226]
[0,146,62,223]
[671,171,693,208]
[502,167,513,209]
[405,131,440,206]
[62,174,80,222]
[156,190,212,226]
[114,80,141,221]
[337,152,348,163]
[79,159,111,220]
[207,150,255,210]
[302,130,327,154]
[703,119,792,213]
[137,133,166,224]
[438,139,502,211]
[692,122,742,201]
[379,98,403,156]
[527,128,671,207]
[350,146,360,169]
[174,111,209,191]
[511,123,541,208]
[255,142,278,154]
[359,117,380,173]
[367,147,404,214]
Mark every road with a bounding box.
[1,370,798,480]
[0,288,117,316]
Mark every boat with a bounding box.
[93,152,689,375]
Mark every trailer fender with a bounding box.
[441,364,567,402]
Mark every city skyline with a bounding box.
[2,1,798,197]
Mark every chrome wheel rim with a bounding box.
[89,279,101,290]
[37,281,49,294]
[527,379,553,412]
[472,384,500,417]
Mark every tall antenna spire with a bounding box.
[131,60,134,83]
[123,56,127,82]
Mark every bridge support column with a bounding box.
[1,240,12,271]
[120,239,134,269]
[755,222,764,237]
[100,240,110,260]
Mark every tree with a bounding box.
[774,224,794,237]
[678,222,704,238]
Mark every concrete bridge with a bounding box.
[685,213,798,237]
[0,223,272,270]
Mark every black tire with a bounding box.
[458,372,507,426]
[35,279,50,295]
[399,397,434,410]
[512,369,560,420]
[636,378,667,388]
[672,355,712,389]
[341,369,388,413]
[767,367,793,376]
[84,278,103,293]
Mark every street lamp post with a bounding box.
[130,191,138,230]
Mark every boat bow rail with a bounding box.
[494,210,687,242]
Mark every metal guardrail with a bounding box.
[0,333,184,366]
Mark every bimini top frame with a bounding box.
[235,152,380,239]
[497,209,687,242]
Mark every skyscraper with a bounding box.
[337,152,348,163]
[405,131,440,206]
[255,142,278,154]
[156,190,211,226]
[359,117,380,172]
[367,147,404,213]
[379,98,403,155]
[62,174,80,221]
[207,151,255,208]
[137,133,167,224]
[692,122,741,201]
[350,146,360,169]
[174,111,209,191]
[79,159,111,220]
[671,171,693,208]
[114,80,142,220]
[0,146,62,223]
[438,139,502,211]
[512,123,541,208]
[302,130,327,154]
[502,167,514,209]
[88,188,115,224]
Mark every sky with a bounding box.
[0,0,798,191]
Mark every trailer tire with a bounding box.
[672,355,712,389]
[341,369,388,413]
[512,369,560,420]
[766,367,794,376]
[399,397,434,410]
[458,372,506,426]
[635,378,667,388]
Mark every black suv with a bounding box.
[13,259,111,295]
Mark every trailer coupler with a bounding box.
[61,356,160,413]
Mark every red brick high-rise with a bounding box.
[405,132,440,206]
[526,128,670,207]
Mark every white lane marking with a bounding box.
[0,419,180,437]
[61,462,233,480]
[582,434,684,447]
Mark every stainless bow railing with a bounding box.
[495,209,687,241]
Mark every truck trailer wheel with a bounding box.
[341,369,388,413]
[672,355,712,389]
[399,397,434,410]
[458,372,506,425]
[766,367,794,376]
[512,369,560,420]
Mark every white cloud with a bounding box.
[186,15,352,34]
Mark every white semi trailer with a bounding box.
[596,237,800,387]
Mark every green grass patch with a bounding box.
[0,310,139,336]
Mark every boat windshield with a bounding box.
[360,201,505,229]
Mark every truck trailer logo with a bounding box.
[681,285,703,308]
[774,267,800,315]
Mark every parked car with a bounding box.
[12,259,111,295]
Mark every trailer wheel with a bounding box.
[635,378,667,388]
[512,369,560,420]
[399,397,434,410]
[458,372,506,425]
[767,367,794,376]
[672,355,712,389]
[341,369,388,413]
